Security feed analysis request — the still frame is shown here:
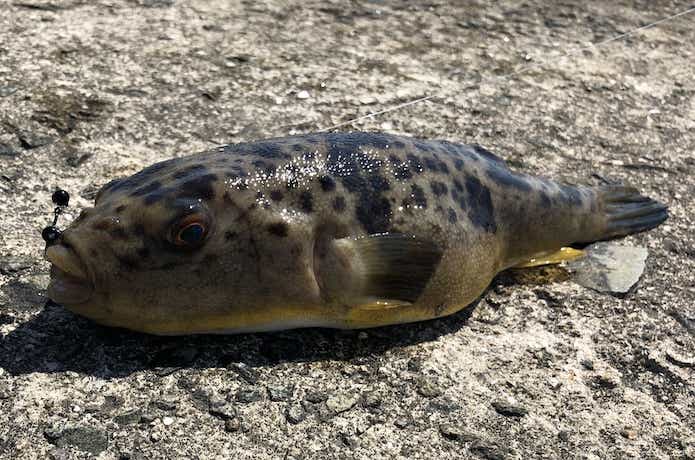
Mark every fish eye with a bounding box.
[172,215,208,247]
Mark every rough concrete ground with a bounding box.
[0,1,694,459]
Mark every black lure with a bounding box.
[41,189,70,247]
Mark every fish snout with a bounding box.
[45,243,89,281]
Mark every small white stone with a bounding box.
[296,90,310,100]
[162,416,174,426]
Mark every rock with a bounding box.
[326,392,359,414]
[360,392,381,409]
[296,90,310,99]
[162,416,174,426]
[16,131,53,149]
[592,374,619,389]
[0,86,18,97]
[470,442,508,460]
[665,350,694,368]
[286,404,306,424]
[580,359,595,370]
[304,390,328,404]
[139,412,157,424]
[491,400,528,417]
[439,424,478,443]
[224,418,241,432]
[267,384,293,402]
[566,243,648,296]
[235,388,264,403]
[394,418,410,429]
[209,403,236,420]
[415,377,442,398]
[0,142,18,157]
[154,395,178,411]
[44,425,109,456]
[113,410,140,425]
[620,427,637,440]
[49,448,70,460]
[228,362,259,384]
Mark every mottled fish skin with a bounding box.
[46,132,667,334]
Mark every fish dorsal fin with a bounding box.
[513,247,585,268]
[318,233,442,308]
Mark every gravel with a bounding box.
[1,1,694,459]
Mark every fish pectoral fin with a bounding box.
[513,247,586,268]
[345,233,443,304]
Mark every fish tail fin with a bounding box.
[595,185,668,240]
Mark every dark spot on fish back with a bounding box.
[407,154,424,174]
[448,208,458,223]
[115,204,127,213]
[332,196,346,212]
[270,190,284,201]
[299,190,313,213]
[131,181,161,197]
[411,184,427,208]
[560,185,583,206]
[267,222,288,237]
[357,195,392,233]
[179,173,217,200]
[465,175,497,232]
[454,158,464,171]
[173,164,207,179]
[319,175,336,192]
[431,181,448,197]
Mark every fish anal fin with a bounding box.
[513,247,585,268]
[354,299,412,311]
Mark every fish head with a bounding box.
[44,156,284,334]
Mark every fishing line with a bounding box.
[319,5,695,132]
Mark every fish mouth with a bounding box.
[45,243,94,305]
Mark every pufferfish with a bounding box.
[44,132,668,335]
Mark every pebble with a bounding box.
[593,374,619,389]
[224,418,241,432]
[235,388,264,403]
[415,377,442,398]
[0,142,18,157]
[581,359,595,370]
[286,404,306,424]
[439,424,478,443]
[17,131,53,149]
[113,410,141,425]
[566,242,648,296]
[304,390,328,404]
[361,392,381,409]
[491,400,528,417]
[0,86,18,97]
[326,392,359,414]
[44,425,109,455]
[620,427,637,440]
[209,403,236,420]
[162,417,174,426]
[394,417,410,429]
[154,395,178,411]
[296,90,310,100]
[665,350,694,368]
[267,384,293,402]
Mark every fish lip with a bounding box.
[45,236,95,305]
